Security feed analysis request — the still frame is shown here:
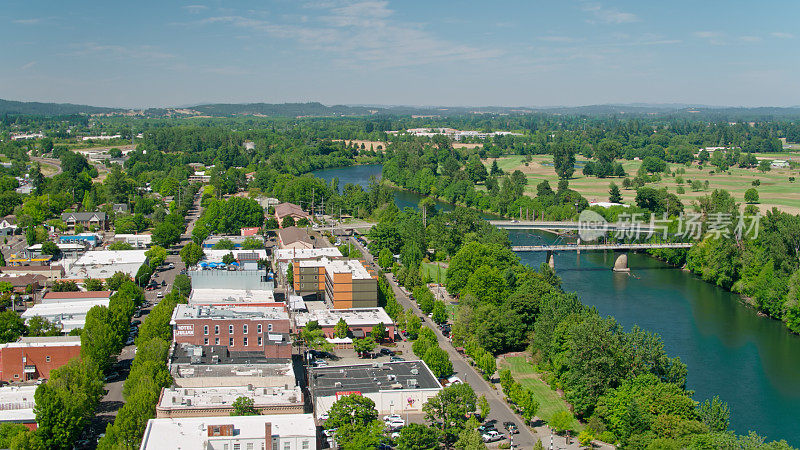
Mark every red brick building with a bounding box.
[0,336,81,382]
[170,304,292,359]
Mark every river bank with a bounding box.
[311,164,800,446]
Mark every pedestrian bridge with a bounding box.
[489,220,659,232]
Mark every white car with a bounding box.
[385,419,405,431]
[383,414,402,423]
[481,430,504,443]
[156,292,164,298]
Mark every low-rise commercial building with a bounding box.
[0,385,37,429]
[202,235,263,249]
[155,385,303,418]
[59,233,102,248]
[277,227,314,250]
[0,265,64,282]
[168,343,296,388]
[0,336,81,382]
[311,361,442,417]
[0,273,46,294]
[140,414,316,450]
[294,307,394,340]
[188,289,277,307]
[112,234,152,248]
[42,290,112,304]
[171,304,291,358]
[21,299,110,332]
[63,249,147,280]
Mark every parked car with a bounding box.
[313,360,329,367]
[156,292,164,298]
[390,356,405,362]
[379,348,395,356]
[503,421,518,434]
[104,372,119,382]
[130,319,141,326]
[126,336,135,346]
[168,263,175,269]
[385,419,405,431]
[481,430,504,443]
[383,414,402,423]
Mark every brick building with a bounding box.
[170,304,292,358]
[0,336,81,382]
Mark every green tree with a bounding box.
[477,395,490,420]
[378,248,393,269]
[432,300,447,324]
[353,336,376,356]
[231,396,259,416]
[423,383,477,446]
[26,316,61,337]
[222,252,236,265]
[553,141,576,179]
[758,160,771,173]
[173,274,192,297]
[34,358,104,450]
[213,238,235,250]
[609,182,622,203]
[84,278,104,291]
[241,237,264,249]
[325,394,378,430]
[40,241,61,258]
[145,245,168,268]
[0,311,26,343]
[744,188,759,204]
[550,410,575,434]
[179,242,205,267]
[105,272,130,291]
[334,318,349,339]
[281,216,296,228]
[698,396,730,432]
[108,241,134,251]
[81,306,126,372]
[424,346,453,378]
[396,423,440,450]
[336,421,384,450]
[286,263,294,286]
[152,221,181,248]
[371,322,387,343]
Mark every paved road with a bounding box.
[86,193,202,448]
[29,153,62,177]
[348,237,548,449]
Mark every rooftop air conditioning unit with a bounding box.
[334,382,342,388]
[410,368,419,375]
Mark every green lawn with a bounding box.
[503,356,582,431]
[421,262,447,284]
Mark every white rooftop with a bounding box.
[21,300,109,332]
[71,249,147,265]
[158,385,302,410]
[202,249,268,263]
[295,307,393,328]
[63,249,147,279]
[323,258,372,280]
[0,385,37,423]
[0,335,81,349]
[171,304,288,322]
[275,247,342,261]
[141,414,316,450]
[188,289,275,305]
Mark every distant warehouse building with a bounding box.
[311,361,442,417]
[155,385,303,418]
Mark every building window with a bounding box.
[233,444,240,450]
[247,444,254,450]
[229,325,234,334]
[204,325,209,335]
[267,323,273,332]
[204,338,209,345]
[302,441,309,449]
[214,325,219,335]
[258,336,263,346]
[215,338,220,345]
[243,337,248,346]
[243,324,248,334]
[284,443,290,450]
[229,338,234,346]
[257,324,262,334]
[45,356,51,363]
[272,442,278,450]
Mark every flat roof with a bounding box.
[169,344,294,380]
[0,385,36,423]
[158,385,302,410]
[311,361,442,397]
[275,247,342,261]
[295,307,393,328]
[202,249,268,263]
[297,257,372,279]
[171,304,288,322]
[0,335,81,349]
[141,414,316,450]
[21,300,109,319]
[43,290,112,300]
[72,249,147,265]
[188,289,275,305]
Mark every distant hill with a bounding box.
[0,99,120,116]
[182,102,376,117]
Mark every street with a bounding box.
[348,236,588,450]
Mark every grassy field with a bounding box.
[487,154,800,214]
[502,356,582,431]
[421,262,447,284]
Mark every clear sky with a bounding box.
[2,0,798,108]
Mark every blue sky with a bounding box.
[1,0,798,108]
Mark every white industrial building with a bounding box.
[21,299,110,332]
[63,249,147,280]
[0,385,37,428]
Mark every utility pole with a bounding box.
[311,188,315,217]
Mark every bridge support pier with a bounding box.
[613,253,630,272]
[546,251,555,270]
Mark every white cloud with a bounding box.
[21,61,36,70]
[190,1,506,68]
[739,36,762,43]
[13,18,42,25]
[183,5,208,14]
[67,43,175,60]
[692,31,726,45]
[771,32,794,39]
[581,2,639,24]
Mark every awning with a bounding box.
[23,365,36,374]
[353,329,365,338]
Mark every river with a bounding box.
[312,164,800,445]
